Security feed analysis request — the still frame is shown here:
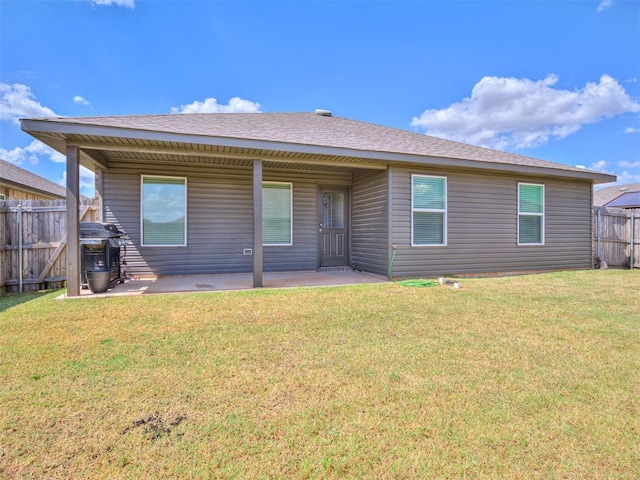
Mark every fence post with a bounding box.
[631,212,635,270]
[596,207,601,261]
[17,203,23,294]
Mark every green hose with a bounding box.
[387,248,396,279]
[397,279,438,287]
[388,247,438,287]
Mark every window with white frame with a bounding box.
[518,183,544,245]
[141,175,187,246]
[263,182,292,246]
[412,175,447,246]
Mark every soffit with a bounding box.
[25,126,615,183]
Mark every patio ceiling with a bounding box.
[24,130,390,173]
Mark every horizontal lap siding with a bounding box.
[103,161,349,276]
[390,166,592,277]
[352,169,389,275]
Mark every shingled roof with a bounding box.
[0,158,66,199]
[593,182,640,206]
[21,112,615,183]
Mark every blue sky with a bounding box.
[1,0,639,196]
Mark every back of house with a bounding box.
[20,111,614,295]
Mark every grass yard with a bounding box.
[1,270,639,479]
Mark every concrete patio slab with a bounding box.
[71,270,388,298]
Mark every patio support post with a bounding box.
[66,145,81,297]
[253,159,263,287]
[95,166,104,222]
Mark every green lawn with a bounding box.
[1,270,639,479]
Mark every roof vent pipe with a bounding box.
[314,109,332,117]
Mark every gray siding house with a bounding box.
[21,111,614,297]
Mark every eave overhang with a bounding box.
[20,118,617,184]
[0,180,65,200]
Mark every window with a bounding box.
[412,175,447,246]
[263,182,292,246]
[322,192,344,228]
[141,176,187,246]
[518,183,544,245]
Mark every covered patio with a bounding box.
[21,112,391,298]
[71,269,388,298]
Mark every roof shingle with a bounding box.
[22,112,613,181]
[0,158,66,199]
[594,183,640,206]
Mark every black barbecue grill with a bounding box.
[79,222,128,288]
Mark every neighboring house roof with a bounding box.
[605,191,640,209]
[0,158,66,199]
[20,112,615,183]
[593,183,640,206]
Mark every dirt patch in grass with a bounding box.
[121,411,187,441]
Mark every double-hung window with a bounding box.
[141,175,187,246]
[518,183,544,245]
[412,175,447,246]
[263,182,292,246]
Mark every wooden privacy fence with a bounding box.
[0,200,98,294]
[593,207,639,269]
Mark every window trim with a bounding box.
[262,181,293,247]
[517,182,545,246]
[411,174,447,247]
[140,175,187,247]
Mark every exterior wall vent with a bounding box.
[314,109,332,117]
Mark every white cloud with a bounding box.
[624,127,640,134]
[411,74,640,150]
[60,167,96,196]
[575,160,614,174]
[171,96,263,114]
[0,84,65,172]
[89,0,134,8]
[0,140,65,165]
[619,161,640,168]
[0,83,56,124]
[73,95,90,106]
[597,0,613,12]
[616,171,640,184]
[578,161,640,184]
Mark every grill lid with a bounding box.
[80,222,125,238]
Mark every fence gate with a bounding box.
[0,200,97,294]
